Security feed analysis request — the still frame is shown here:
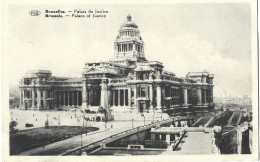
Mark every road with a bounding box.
[17,120,147,155]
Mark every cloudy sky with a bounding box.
[6,3,253,97]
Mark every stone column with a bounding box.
[118,89,120,106]
[196,87,202,105]
[72,91,74,106]
[31,89,35,109]
[149,85,153,108]
[166,134,171,145]
[68,91,70,106]
[182,88,188,106]
[113,90,115,106]
[20,89,23,107]
[100,79,108,108]
[89,89,93,106]
[211,89,213,103]
[156,86,162,109]
[133,85,137,106]
[43,90,47,108]
[77,91,79,106]
[59,92,61,106]
[107,86,111,107]
[82,78,87,110]
[203,89,207,105]
[37,89,41,109]
[128,87,131,107]
[123,89,126,106]
[63,92,66,106]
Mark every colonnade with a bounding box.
[56,91,82,106]
[116,43,144,53]
[119,30,139,37]
[111,89,130,106]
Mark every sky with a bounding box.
[6,3,252,98]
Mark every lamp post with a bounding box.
[58,115,60,126]
[11,112,13,121]
[130,110,134,128]
[80,129,83,155]
[74,108,77,117]
[141,113,145,126]
[153,106,155,123]
[46,114,49,123]
[161,110,162,122]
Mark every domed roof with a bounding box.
[120,15,138,29]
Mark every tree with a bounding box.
[98,106,104,113]
[9,121,18,135]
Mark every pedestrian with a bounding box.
[111,124,113,129]
[71,116,72,119]
[36,119,37,121]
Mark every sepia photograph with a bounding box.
[2,0,258,161]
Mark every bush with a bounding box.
[10,121,18,135]
[96,116,101,122]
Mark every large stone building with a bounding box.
[18,15,214,115]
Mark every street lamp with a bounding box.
[46,114,49,123]
[130,110,134,128]
[141,113,145,126]
[161,110,162,122]
[11,111,13,121]
[74,108,77,117]
[58,115,60,126]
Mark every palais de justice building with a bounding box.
[19,15,214,115]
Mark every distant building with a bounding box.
[18,15,214,114]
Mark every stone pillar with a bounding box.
[43,90,47,108]
[149,85,153,108]
[123,89,126,106]
[100,79,108,109]
[68,91,70,106]
[128,87,131,107]
[31,89,35,109]
[59,92,61,106]
[182,88,188,106]
[63,92,66,106]
[118,89,120,106]
[197,88,202,105]
[113,90,115,106]
[72,91,74,106]
[82,78,87,110]
[203,89,207,105]
[37,89,41,109]
[20,89,23,107]
[133,85,137,106]
[211,89,213,103]
[77,91,79,106]
[166,134,171,145]
[156,86,162,109]
[107,86,111,107]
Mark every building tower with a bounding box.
[114,15,145,59]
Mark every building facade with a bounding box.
[19,15,214,115]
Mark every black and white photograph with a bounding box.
[2,0,258,161]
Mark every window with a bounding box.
[140,87,146,98]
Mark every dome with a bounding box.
[120,15,138,29]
